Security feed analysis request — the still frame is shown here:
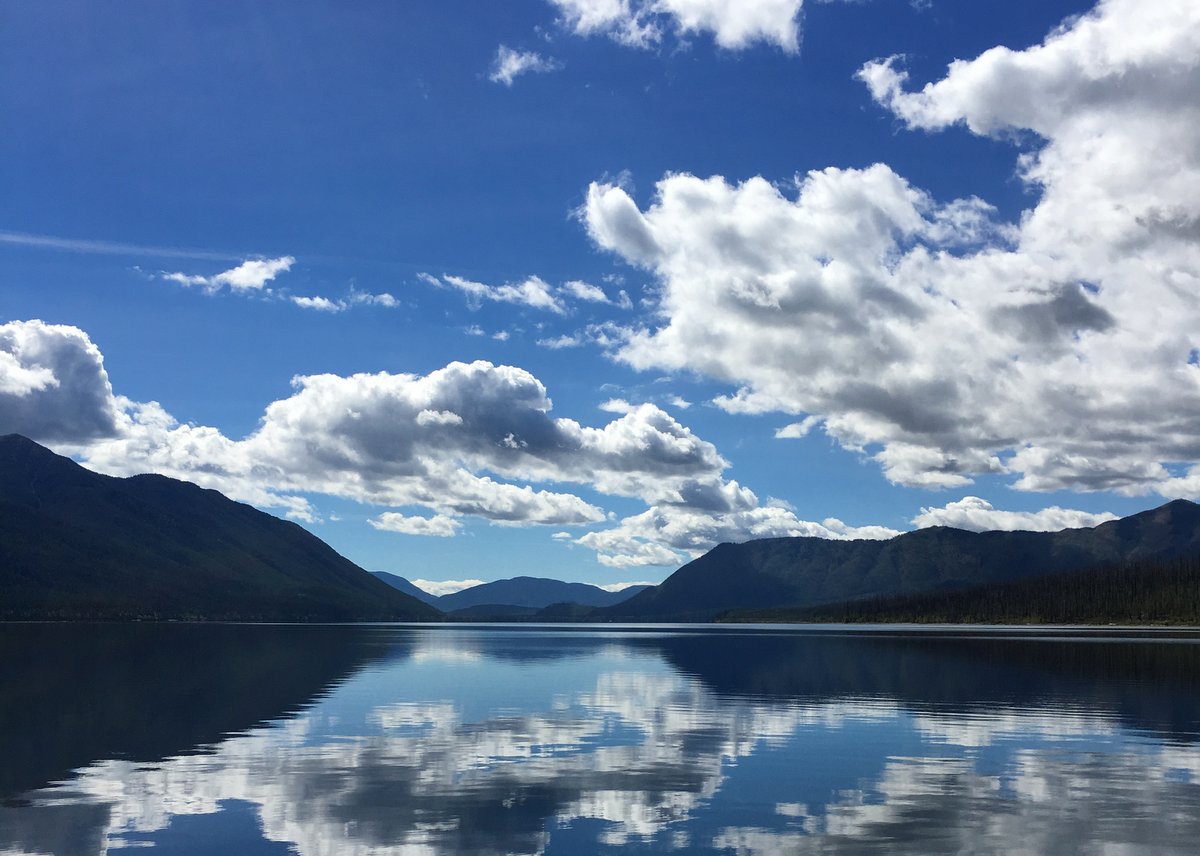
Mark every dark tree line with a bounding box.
[722,554,1200,625]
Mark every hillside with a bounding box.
[719,554,1200,625]
[437,576,649,611]
[605,500,1200,621]
[0,435,439,621]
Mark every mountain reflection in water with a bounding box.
[1,624,1198,855]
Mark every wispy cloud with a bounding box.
[290,289,400,313]
[0,229,241,261]
[562,279,632,308]
[775,416,820,439]
[290,295,344,312]
[537,333,583,349]
[424,272,631,316]
[489,46,562,86]
[424,272,569,314]
[160,259,397,313]
[464,324,511,340]
[348,290,399,308]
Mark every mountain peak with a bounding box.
[0,433,67,459]
[1156,498,1200,514]
[0,432,38,445]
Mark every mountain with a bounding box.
[720,553,1200,625]
[605,500,1200,621]
[371,571,443,607]
[436,576,651,611]
[0,434,439,621]
[370,573,650,615]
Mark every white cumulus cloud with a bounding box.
[576,502,900,568]
[1,320,915,567]
[912,497,1118,533]
[582,0,1200,499]
[0,320,122,442]
[162,256,295,293]
[547,0,804,52]
[0,350,56,396]
[598,398,635,413]
[370,512,463,537]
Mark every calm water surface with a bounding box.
[2,623,1199,855]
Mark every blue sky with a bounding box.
[3,0,1198,591]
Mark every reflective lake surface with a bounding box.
[2,623,1200,855]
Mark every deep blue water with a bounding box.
[2,623,1199,854]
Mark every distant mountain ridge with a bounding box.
[605,500,1200,621]
[0,434,438,621]
[439,576,650,611]
[9,432,1195,626]
[371,573,650,613]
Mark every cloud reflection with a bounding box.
[1,628,1198,855]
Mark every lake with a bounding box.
[2,623,1199,855]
